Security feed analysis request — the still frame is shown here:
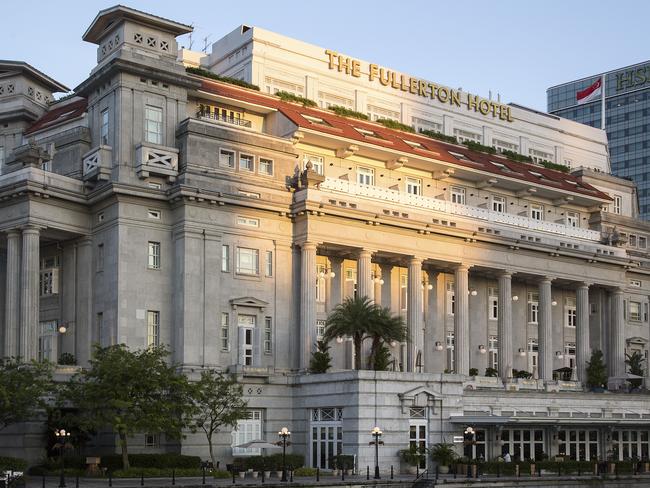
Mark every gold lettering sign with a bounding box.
[324,50,514,122]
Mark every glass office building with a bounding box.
[548,61,650,218]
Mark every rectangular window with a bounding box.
[265,251,273,277]
[259,158,274,175]
[144,106,163,145]
[450,186,465,205]
[492,196,506,213]
[446,332,455,372]
[147,209,161,220]
[639,237,647,249]
[528,292,539,324]
[144,434,159,448]
[148,241,160,269]
[38,321,57,362]
[239,153,254,172]
[613,195,622,215]
[236,247,259,275]
[264,317,272,354]
[97,312,109,347]
[237,216,259,227]
[97,244,104,272]
[565,297,577,327]
[219,149,235,168]
[232,410,262,455]
[357,166,374,186]
[316,264,326,303]
[644,303,649,323]
[446,281,455,316]
[100,109,109,145]
[316,319,326,340]
[221,244,231,272]
[630,235,637,248]
[488,336,498,370]
[630,301,641,321]
[0,146,4,169]
[566,212,579,228]
[488,286,499,320]
[238,315,256,366]
[221,313,230,351]
[147,310,160,347]
[304,154,324,175]
[530,204,544,221]
[39,269,59,296]
[406,177,422,196]
[400,273,408,311]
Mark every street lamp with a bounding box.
[278,427,291,482]
[54,428,72,488]
[370,427,383,479]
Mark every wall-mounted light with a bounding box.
[478,345,487,354]
[512,295,519,301]
[390,340,398,347]
[518,348,526,357]
[551,300,558,307]
[469,289,478,296]
[58,324,68,334]
[435,341,444,351]
[421,282,433,290]
[318,268,336,279]
[372,273,384,285]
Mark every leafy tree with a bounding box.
[586,349,608,389]
[323,296,407,370]
[0,358,53,431]
[188,370,248,468]
[372,343,392,371]
[309,340,332,374]
[67,345,192,470]
[626,351,645,388]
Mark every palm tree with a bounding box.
[323,296,406,370]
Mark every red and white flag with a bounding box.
[576,77,602,105]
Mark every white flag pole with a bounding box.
[601,74,606,130]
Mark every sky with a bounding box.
[1,0,648,111]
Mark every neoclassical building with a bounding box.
[3,4,650,470]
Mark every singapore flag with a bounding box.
[576,78,602,105]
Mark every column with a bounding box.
[4,230,20,357]
[299,242,317,370]
[379,264,393,311]
[407,257,423,372]
[538,277,553,381]
[424,270,441,373]
[356,249,374,302]
[19,225,40,361]
[575,283,591,383]
[610,288,626,381]
[497,271,513,380]
[327,256,344,311]
[454,264,470,375]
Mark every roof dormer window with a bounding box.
[303,114,331,127]
[356,127,383,139]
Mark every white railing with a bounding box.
[319,177,602,242]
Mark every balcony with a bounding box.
[135,143,179,182]
[82,145,112,182]
[197,110,252,128]
[319,177,603,242]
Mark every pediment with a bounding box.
[230,296,269,311]
[626,336,649,345]
[398,386,438,413]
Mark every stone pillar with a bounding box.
[538,277,553,381]
[4,230,20,357]
[379,264,393,311]
[300,242,317,370]
[497,271,513,380]
[327,256,344,311]
[424,270,440,373]
[74,239,93,366]
[19,226,40,361]
[576,283,591,383]
[454,264,470,375]
[407,257,423,372]
[356,250,374,302]
[609,288,626,381]
[373,266,383,306]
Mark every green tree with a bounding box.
[309,340,332,374]
[188,370,248,468]
[372,343,392,371]
[626,351,645,388]
[367,306,406,370]
[586,349,608,389]
[67,345,192,470]
[0,358,53,431]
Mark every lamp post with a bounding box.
[54,428,72,488]
[370,427,383,479]
[278,427,291,482]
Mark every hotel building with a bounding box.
[2,5,650,469]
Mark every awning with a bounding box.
[449,415,650,427]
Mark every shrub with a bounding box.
[100,454,201,471]
[0,457,28,471]
[469,368,479,376]
[212,470,231,478]
[539,160,570,173]
[462,140,496,155]
[327,106,368,120]
[331,454,354,470]
[112,468,205,478]
[499,149,533,163]
[58,353,76,365]
[430,443,456,466]
[512,369,533,379]
[274,91,317,107]
[418,129,458,144]
[293,467,318,476]
[375,118,415,133]
[185,67,260,91]
[485,367,498,377]
[586,350,607,389]
[265,453,304,470]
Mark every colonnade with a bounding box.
[299,242,626,385]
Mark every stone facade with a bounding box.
[2,4,650,472]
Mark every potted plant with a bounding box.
[430,443,456,474]
[456,456,470,477]
[400,445,426,474]
[485,367,498,377]
[469,367,479,377]
[586,350,608,392]
[337,454,354,475]
[329,455,339,476]
[261,457,272,480]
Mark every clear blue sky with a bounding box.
[2,0,648,111]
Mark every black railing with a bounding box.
[197,111,252,128]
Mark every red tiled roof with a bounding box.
[197,78,611,202]
[25,98,87,135]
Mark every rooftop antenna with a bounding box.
[202,35,212,53]
[187,23,195,50]
[497,93,501,103]
[489,90,492,100]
